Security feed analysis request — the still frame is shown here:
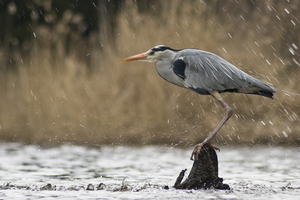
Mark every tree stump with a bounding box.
[174,144,230,190]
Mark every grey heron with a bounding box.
[118,45,276,160]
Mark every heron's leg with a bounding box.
[191,91,233,160]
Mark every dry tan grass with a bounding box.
[0,1,299,147]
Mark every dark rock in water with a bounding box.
[86,183,94,190]
[96,183,105,190]
[1,182,30,190]
[40,183,54,190]
[174,144,230,190]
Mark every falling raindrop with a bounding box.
[282,131,288,138]
[292,58,300,67]
[284,8,290,14]
[291,20,296,26]
[292,43,298,49]
[276,15,281,20]
[289,47,295,55]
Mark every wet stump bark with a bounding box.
[174,144,230,190]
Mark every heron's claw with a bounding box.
[190,142,220,161]
[212,145,220,152]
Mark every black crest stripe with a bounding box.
[151,46,181,52]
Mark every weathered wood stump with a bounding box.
[174,144,230,190]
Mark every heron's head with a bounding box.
[118,45,179,63]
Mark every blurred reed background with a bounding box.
[0,0,299,147]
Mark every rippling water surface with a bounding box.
[0,143,299,199]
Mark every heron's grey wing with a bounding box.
[173,49,275,98]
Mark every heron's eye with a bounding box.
[149,51,155,56]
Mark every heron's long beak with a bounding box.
[118,52,149,63]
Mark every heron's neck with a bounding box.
[155,51,185,88]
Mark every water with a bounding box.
[0,143,299,199]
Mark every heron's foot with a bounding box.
[190,142,220,160]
